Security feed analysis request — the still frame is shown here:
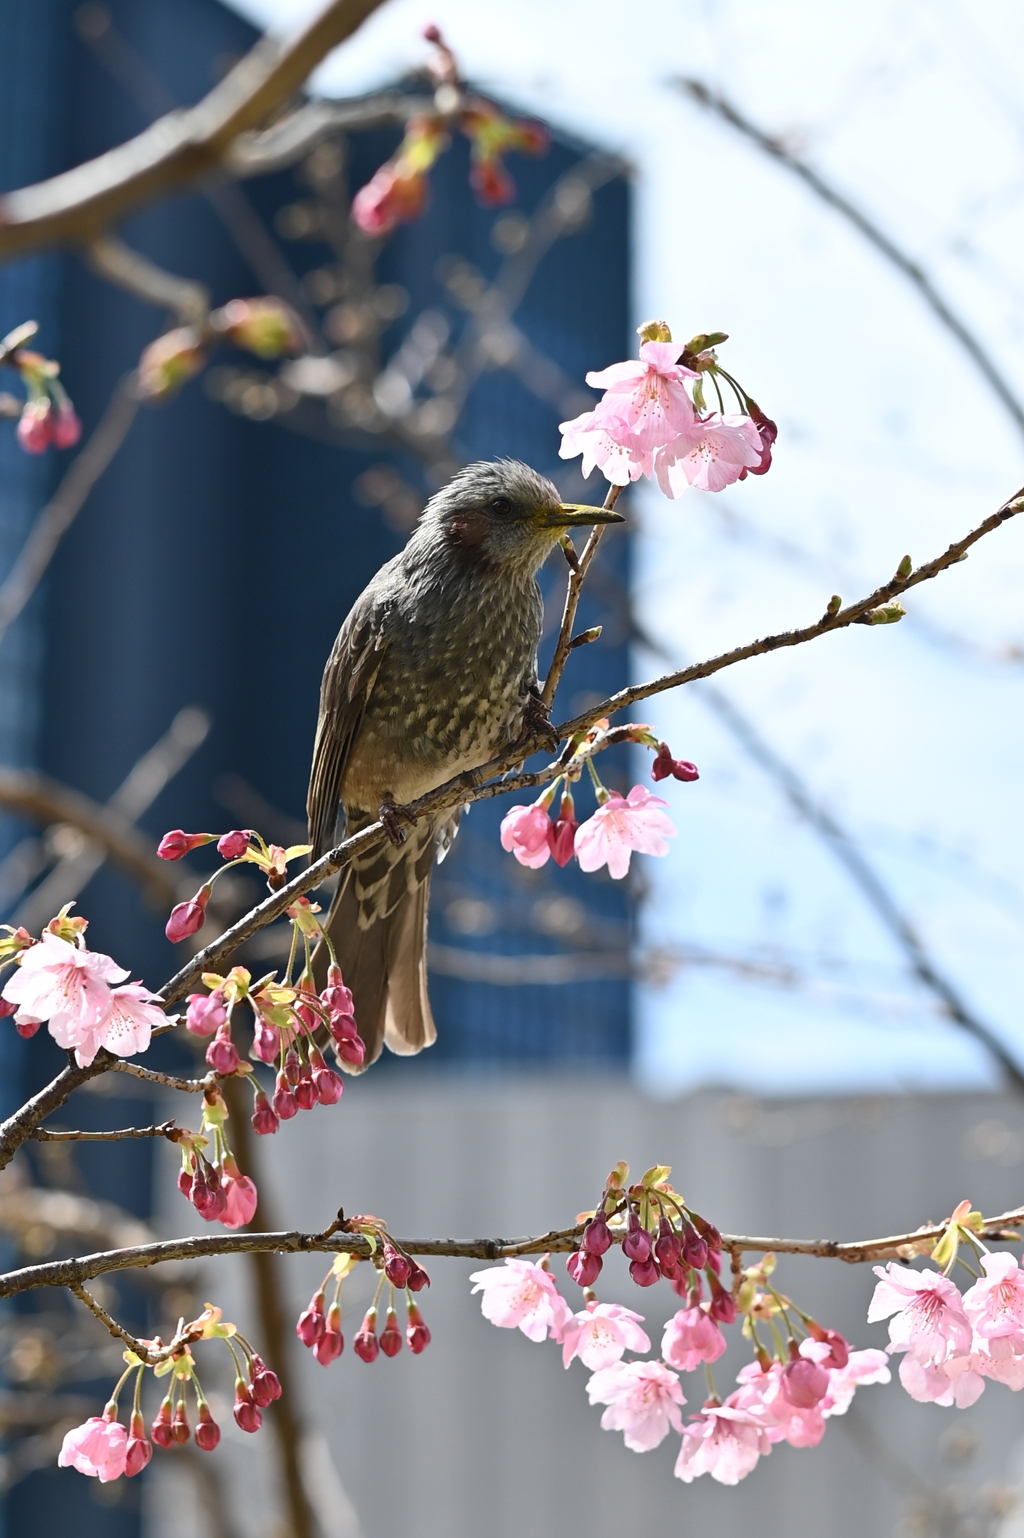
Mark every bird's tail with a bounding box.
[313,813,451,1070]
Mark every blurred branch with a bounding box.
[697,681,1024,1093]
[3,1202,1024,1298]
[86,234,209,322]
[0,0,387,260]
[678,78,1024,441]
[0,372,139,654]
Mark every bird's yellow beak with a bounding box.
[539,503,627,528]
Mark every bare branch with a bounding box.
[86,234,209,322]
[0,374,139,652]
[31,1121,181,1142]
[227,92,431,176]
[0,0,388,260]
[108,1063,210,1093]
[677,78,1024,441]
[69,1283,148,1358]
[2,1203,1023,1299]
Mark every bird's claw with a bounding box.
[379,793,415,847]
[521,689,558,753]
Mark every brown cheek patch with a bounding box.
[445,511,497,570]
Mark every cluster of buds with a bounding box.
[296,1225,431,1367]
[566,1162,733,1316]
[0,321,82,455]
[58,1305,281,1484]
[137,296,304,402]
[499,723,695,881]
[159,824,314,942]
[560,319,777,499]
[176,1088,258,1229]
[351,25,547,236]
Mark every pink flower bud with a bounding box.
[708,1278,737,1323]
[651,744,700,782]
[354,1308,379,1362]
[311,1051,343,1105]
[629,1257,660,1287]
[581,1213,612,1256]
[17,398,53,453]
[296,1292,326,1347]
[52,399,82,449]
[171,1401,190,1444]
[273,1075,298,1120]
[423,21,442,41]
[177,1166,194,1200]
[215,297,304,360]
[250,1355,283,1405]
[15,1017,42,1038]
[806,1324,849,1369]
[566,1249,602,1287]
[252,1020,280,1063]
[125,1412,152,1476]
[406,1301,430,1353]
[192,1173,227,1221]
[654,1218,682,1270]
[217,829,250,860]
[150,1398,175,1449]
[622,1215,652,1264]
[165,886,210,942]
[251,1090,279,1135]
[334,1032,366,1066]
[294,1071,317,1111]
[380,1308,403,1357]
[384,1243,412,1287]
[0,999,17,1018]
[681,1227,708,1270]
[314,1305,344,1366]
[157,829,212,860]
[137,325,205,400]
[206,1026,239,1074]
[738,403,778,478]
[233,1382,262,1433]
[782,1354,830,1408]
[186,989,226,1036]
[548,791,579,867]
[406,1262,430,1292]
[283,1047,301,1086]
[195,1403,221,1451]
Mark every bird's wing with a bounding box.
[307,589,391,859]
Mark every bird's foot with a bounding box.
[520,687,558,753]
[379,793,415,847]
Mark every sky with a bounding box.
[229,0,1024,1097]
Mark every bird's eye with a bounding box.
[490,496,512,515]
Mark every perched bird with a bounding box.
[307,459,623,1069]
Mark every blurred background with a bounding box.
[2,0,1024,1533]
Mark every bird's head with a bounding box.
[420,459,624,575]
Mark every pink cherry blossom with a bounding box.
[731,1361,825,1447]
[962,1252,1024,1346]
[586,340,699,452]
[219,1158,259,1229]
[560,1302,651,1370]
[499,803,552,869]
[817,1345,891,1416]
[868,1262,972,1367]
[469,1259,572,1343]
[661,1306,727,1372]
[586,1359,685,1451]
[58,1414,128,1481]
[90,984,163,1065]
[574,786,676,880]
[558,409,653,486]
[654,413,764,496]
[2,932,127,1056]
[674,1404,772,1485]
[898,1352,987,1407]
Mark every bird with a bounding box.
[306,458,624,1070]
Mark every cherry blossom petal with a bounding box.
[561,1303,651,1370]
[586,1360,685,1451]
[469,1260,572,1343]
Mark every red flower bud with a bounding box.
[125,1412,152,1476]
[313,1064,343,1105]
[186,990,226,1036]
[379,1308,403,1357]
[566,1249,602,1287]
[383,1243,412,1287]
[283,1047,301,1086]
[334,1031,366,1066]
[157,829,213,860]
[622,1215,652,1264]
[177,1166,194,1200]
[708,1276,737,1323]
[273,1076,298,1121]
[206,1027,239,1074]
[250,1355,283,1405]
[629,1257,660,1287]
[217,829,250,860]
[17,398,53,453]
[233,1382,262,1433]
[354,1308,379,1362]
[406,1262,431,1292]
[652,745,699,783]
[782,1355,830,1408]
[52,399,82,449]
[195,1403,221,1451]
[252,1020,279,1064]
[314,1304,344,1366]
[294,1071,317,1111]
[14,1016,42,1037]
[406,1301,430,1353]
[171,1401,190,1444]
[581,1213,612,1256]
[251,1090,279,1136]
[150,1397,174,1448]
[296,1293,326,1347]
[654,1218,682,1270]
[806,1324,849,1369]
[681,1226,708,1270]
[165,886,211,942]
[548,791,579,867]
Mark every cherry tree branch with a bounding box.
[2,1204,1022,1300]
[541,483,623,708]
[31,1121,182,1143]
[0,0,387,260]
[677,78,1024,441]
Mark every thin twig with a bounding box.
[69,1283,149,1358]
[31,1122,181,1142]
[86,235,209,322]
[541,483,623,709]
[678,78,1024,440]
[0,0,389,259]
[2,1204,1023,1300]
[0,374,139,652]
[108,1063,212,1092]
[699,682,1024,1092]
